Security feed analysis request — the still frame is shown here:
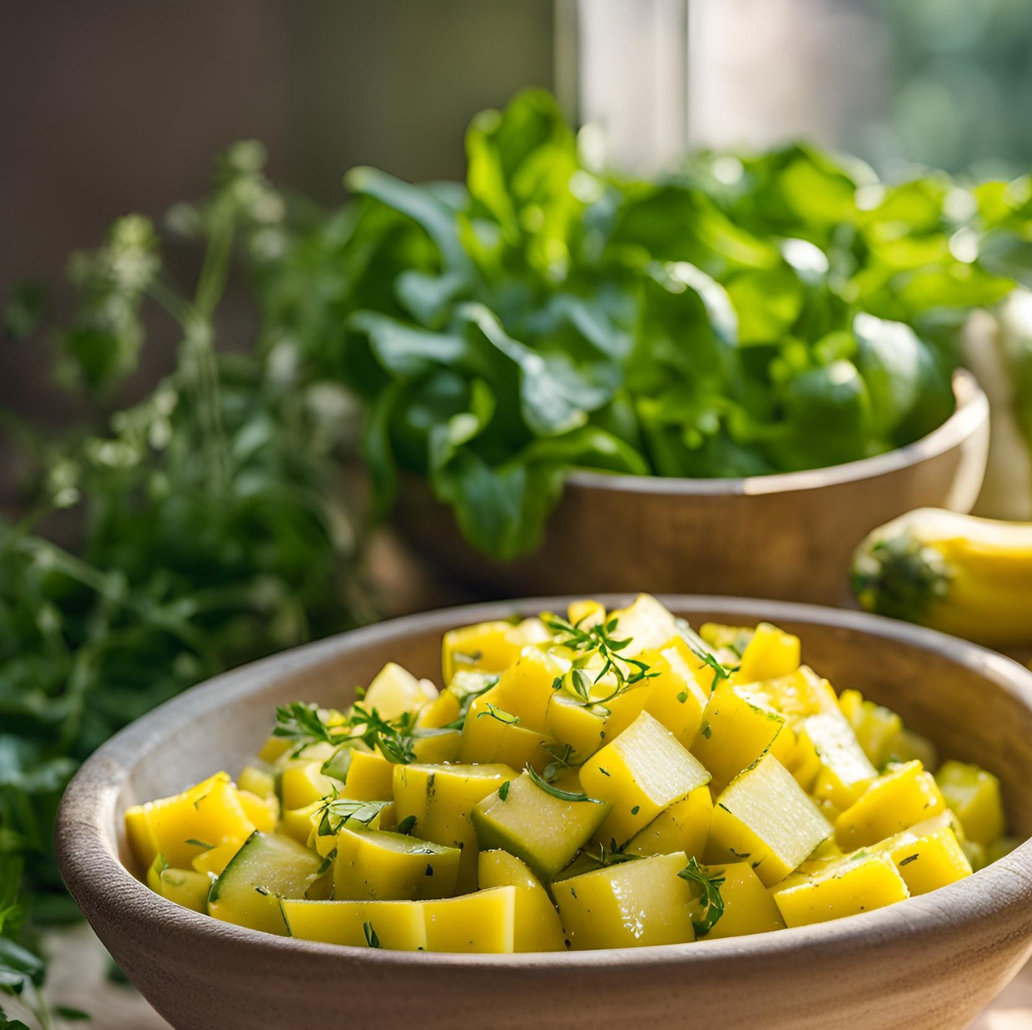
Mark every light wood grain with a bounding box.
[395,371,989,606]
[54,597,1032,1030]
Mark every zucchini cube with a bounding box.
[392,762,515,891]
[771,851,909,928]
[423,886,517,953]
[835,760,945,850]
[580,711,711,845]
[281,897,427,950]
[552,852,695,950]
[471,771,612,880]
[707,753,831,887]
[697,862,785,939]
[625,785,713,861]
[935,760,1006,846]
[333,826,460,901]
[477,850,566,951]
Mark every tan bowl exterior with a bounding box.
[395,371,990,605]
[57,596,1032,1030]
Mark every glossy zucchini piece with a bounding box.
[691,682,792,794]
[624,785,713,860]
[835,761,946,850]
[707,753,831,887]
[580,711,711,846]
[552,852,695,950]
[771,851,909,928]
[935,760,1006,846]
[281,898,427,950]
[146,856,212,913]
[736,623,801,683]
[477,851,566,952]
[333,827,460,901]
[363,662,438,720]
[697,862,784,939]
[422,886,517,953]
[471,771,611,880]
[392,762,515,892]
[208,831,324,936]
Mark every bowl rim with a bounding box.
[563,368,987,496]
[57,593,1032,972]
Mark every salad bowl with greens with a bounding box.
[263,90,1026,599]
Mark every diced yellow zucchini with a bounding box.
[691,682,791,794]
[410,728,462,764]
[363,662,437,720]
[471,772,611,880]
[935,760,1006,846]
[835,761,946,850]
[145,776,256,870]
[280,762,341,811]
[736,623,801,683]
[392,762,516,892]
[474,649,570,735]
[771,851,910,927]
[459,696,553,771]
[553,852,695,950]
[545,685,651,764]
[872,817,972,895]
[699,862,785,939]
[208,831,323,936]
[699,623,754,654]
[639,644,709,747]
[333,827,460,901]
[625,786,713,860]
[441,619,550,684]
[838,689,905,768]
[146,856,212,913]
[257,735,293,765]
[422,886,517,953]
[237,763,277,799]
[706,754,831,887]
[580,711,711,845]
[799,713,878,811]
[237,789,278,833]
[281,898,427,950]
[745,667,840,720]
[415,690,461,729]
[340,750,396,802]
[477,851,566,952]
[191,839,244,877]
[567,599,606,629]
[604,594,679,658]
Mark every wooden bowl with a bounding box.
[57,596,1032,1030]
[395,371,990,606]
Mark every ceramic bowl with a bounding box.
[395,371,989,606]
[57,595,1032,1030]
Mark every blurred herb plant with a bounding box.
[270,89,1029,561]
[0,142,365,1027]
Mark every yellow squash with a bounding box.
[852,508,1032,649]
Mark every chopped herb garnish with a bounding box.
[678,857,726,937]
[676,690,689,704]
[599,767,611,777]
[676,619,730,690]
[499,780,511,801]
[396,815,418,835]
[185,839,215,850]
[477,703,520,726]
[541,742,579,783]
[630,805,640,815]
[700,723,712,739]
[363,921,381,948]
[899,854,920,866]
[544,613,659,707]
[526,764,601,803]
[254,886,271,897]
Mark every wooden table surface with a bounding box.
[23,530,1032,1030]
